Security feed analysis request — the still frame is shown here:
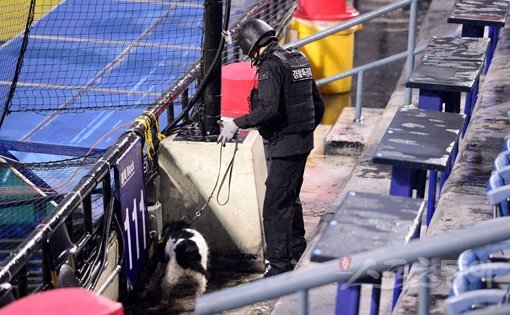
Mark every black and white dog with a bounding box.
[148,221,209,311]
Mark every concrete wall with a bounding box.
[157,130,268,272]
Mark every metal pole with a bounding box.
[182,88,189,122]
[203,0,223,137]
[418,258,430,315]
[95,266,121,295]
[316,45,426,87]
[404,0,418,105]
[284,0,413,50]
[298,289,308,315]
[166,100,175,123]
[354,70,364,122]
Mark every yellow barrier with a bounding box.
[290,18,362,94]
[0,0,61,41]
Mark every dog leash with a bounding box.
[188,138,239,224]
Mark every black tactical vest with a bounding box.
[272,47,316,135]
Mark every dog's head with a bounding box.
[158,220,194,263]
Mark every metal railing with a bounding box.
[196,217,510,315]
[0,0,296,297]
[284,0,420,121]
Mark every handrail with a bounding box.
[284,0,414,50]
[284,0,418,121]
[317,45,426,121]
[196,217,510,314]
[315,46,425,86]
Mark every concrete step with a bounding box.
[324,107,384,157]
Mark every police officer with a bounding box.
[218,19,324,277]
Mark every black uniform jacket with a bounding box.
[234,42,325,158]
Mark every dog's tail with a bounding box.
[174,239,208,277]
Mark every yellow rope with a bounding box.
[135,112,166,159]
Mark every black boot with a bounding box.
[263,260,294,278]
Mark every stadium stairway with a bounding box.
[394,8,510,315]
[268,0,510,313]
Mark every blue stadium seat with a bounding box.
[446,263,510,314]
[451,263,510,295]
[487,169,510,217]
[494,151,510,170]
[504,134,510,151]
[457,240,510,272]
[444,165,510,314]
[446,289,507,314]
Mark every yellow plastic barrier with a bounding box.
[290,18,362,94]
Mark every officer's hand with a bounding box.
[217,120,239,145]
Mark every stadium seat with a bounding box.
[487,169,510,217]
[504,134,510,151]
[451,263,510,295]
[457,240,510,271]
[446,263,510,314]
[445,151,510,313]
[494,151,510,170]
[446,289,507,314]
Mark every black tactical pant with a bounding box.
[263,153,309,273]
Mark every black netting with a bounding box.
[0,0,295,117]
[0,0,205,115]
[223,0,296,65]
[0,0,297,288]
[0,155,101,262]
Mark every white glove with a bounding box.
[217,120,239,145]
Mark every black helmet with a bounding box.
[237,19,276,56]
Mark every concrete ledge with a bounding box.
[324,107,384,156]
